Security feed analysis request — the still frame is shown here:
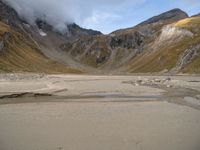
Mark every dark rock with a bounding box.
[35,19,53,31]
[109,31,144,49]
[67,23,102,36]
[34,20,102,37]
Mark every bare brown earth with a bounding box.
[0,74,200,150]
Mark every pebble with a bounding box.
[167,85,172,88]
[135,83,139,86]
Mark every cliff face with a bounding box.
[0,0,200,74]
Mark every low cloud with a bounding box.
[2,0,131,32]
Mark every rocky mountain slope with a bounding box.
[0,21,81,73]
[125,16,200,73]
[0,0,200,74]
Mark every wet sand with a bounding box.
[0,74,200,150]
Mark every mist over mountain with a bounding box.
[2,0,126,33]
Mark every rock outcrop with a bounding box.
[67,23,102,37]
[0,32,11,53]
[109,31,144,49]
[176,44,200,70]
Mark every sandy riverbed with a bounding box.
[0,74,200,150]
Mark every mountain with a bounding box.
[126,16,200,73]
[35,19,102,37]
[0,0,81,73]
[60,8,191,71]
[137,8,188,26]
[0,0,200,74]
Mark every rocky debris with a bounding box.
[176,44,200,70]
[138,8,188,26]
[131,77,172,88]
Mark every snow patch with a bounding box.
[39,30,47,37]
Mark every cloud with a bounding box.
[2,0,132,33]
[4,0,197,34]
[82,11,121,27]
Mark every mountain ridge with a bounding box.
[137,8,188,26]
[0,0,200,74]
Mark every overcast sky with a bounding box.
[4,0,200,34]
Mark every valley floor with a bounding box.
[0,74,200,150]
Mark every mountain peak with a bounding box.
[138,8,188,26]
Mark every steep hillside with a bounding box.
[175,17,200,73]
[0,21,81,73]
[0,0,82,73]
[126,16,200,73]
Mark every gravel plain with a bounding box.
[0,74,200,150]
